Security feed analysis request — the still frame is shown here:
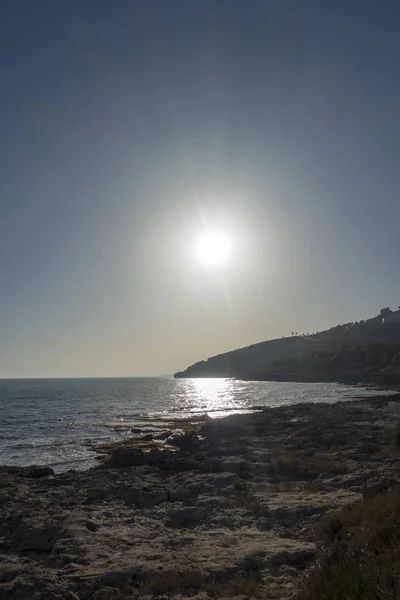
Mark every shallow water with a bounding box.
[0,377,391,471]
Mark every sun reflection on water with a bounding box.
[183,378,239,417]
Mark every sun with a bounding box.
[194,230,231,268]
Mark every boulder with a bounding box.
[100,448,145,469]
[0,465,54,479]
[147,450,199,472]
[138,433,153,442]
[170,434,200,452]
[153,430,172,440]
[25,466,54,478]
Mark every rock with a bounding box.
[100,448,145,469]
[219,597,250,600]
[326,471,372,488]
[251,489,361,521]
[2,396,400,599]
[173,594,210,600]
[97,570,133,588]
[362,479,395,498]
[15,522,61,552]
[201,457,223,473]
[85,519,101,531]
[125,486,167,507]
[0,563,23,583]
[278,564,299,577]
[25,466,54,478]
[85,468,166,506]
[0,465,54,479]
[91,589,119,600]
[153,430,172,440]
[147,450,199,472]
[269,546,316,566]
[168,473,235,502]
[165,506,209,527]
[218,459,252,474]
[170,434,199,452]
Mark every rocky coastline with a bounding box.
[2,393,400,599]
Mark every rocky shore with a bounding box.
[2,393,400,600]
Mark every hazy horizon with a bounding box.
[2,1,400,378]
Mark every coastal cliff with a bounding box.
[174,320,400,379]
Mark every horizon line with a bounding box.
[0,375,174,381]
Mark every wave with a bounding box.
[8,438,84,450]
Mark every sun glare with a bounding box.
[195,230,231,268]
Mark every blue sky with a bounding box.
[1,0,400,377]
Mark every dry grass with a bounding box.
[267,454,346,479]
[296,488,400,599]
[137,570,206,596]
[210,577,264,598]
[136,569,265,598]
[234,490,269,518]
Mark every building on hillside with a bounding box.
[384,309,400,324]
[379,306,400,323]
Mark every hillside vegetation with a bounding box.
[250,341,400,385]
[174,318,400,380]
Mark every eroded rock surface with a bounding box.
[1,394,400,598]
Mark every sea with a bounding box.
[0,377,391,472]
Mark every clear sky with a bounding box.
[1,1,400,377]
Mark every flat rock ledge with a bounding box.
[1,394,400,599]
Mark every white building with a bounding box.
[384,309,400,324]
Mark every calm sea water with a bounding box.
[0,377,389,472]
